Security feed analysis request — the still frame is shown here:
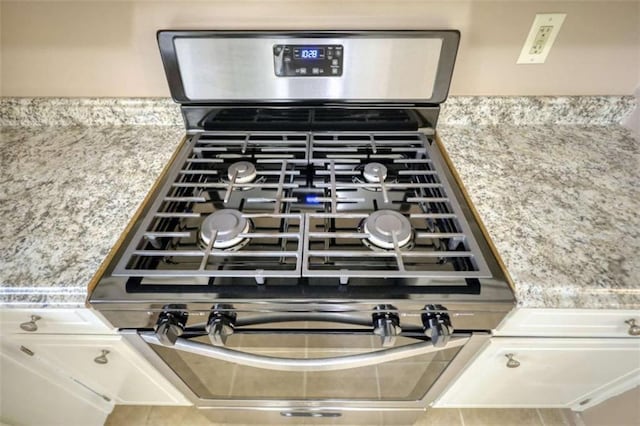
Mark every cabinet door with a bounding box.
[436,337,640,409]
[0,341,111,426]
[9,334,190,406]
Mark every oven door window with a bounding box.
[147,328,467,401]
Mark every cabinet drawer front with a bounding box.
[496,309,640,338]
[0,309,112,335]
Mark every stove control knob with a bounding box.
[155,310,188,346]
[422,305,453,348]
[372,306,401,348]
[206,307,236,347]
[273,45,285,76]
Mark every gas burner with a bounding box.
[352,162,397,189]
[363,162,388,183]
[362,210,414,250]
[227,161,257,184]
[199,209,252,250]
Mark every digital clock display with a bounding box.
[273,44,341,77]
[300,48,323,59]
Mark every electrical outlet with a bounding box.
[517,13,566,64]
[529,26,552,54]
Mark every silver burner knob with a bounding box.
[155,310,188,346]
[363,162,388,183]
[422,305,453,348]
[206,305,236,347]
[372,305,401,348]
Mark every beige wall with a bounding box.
[0,0,638,97]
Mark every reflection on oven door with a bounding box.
[146,327,466,402]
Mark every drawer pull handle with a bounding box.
[20,346,34,356]
[94,350,110,365]
[19,315,42,332]
[505,353,520,368]
[625,319,640,336]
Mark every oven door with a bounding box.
[123,319,487,413]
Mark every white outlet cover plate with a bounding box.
[517,13,567,64]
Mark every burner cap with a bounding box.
[200,209,251,249]
[228,161,257,184]
[363,210,412,249]
[363,162,388,183]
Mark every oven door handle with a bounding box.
[140,332,469,372]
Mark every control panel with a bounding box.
[273,44,343,77]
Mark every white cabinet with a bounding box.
[0,308,189,426]
[0,308,113,335]
[436,337,640,410]
[7,333,190,406]
[0,339,112,426]
[495,309,640,338]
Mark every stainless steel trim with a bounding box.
[198,406,423,426]
[97,299,514,333]
[140,332,468,372]
[423,333,489,406]
[281,410,342,418]
[157,31,459,105]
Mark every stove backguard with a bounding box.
[157,31,460,106]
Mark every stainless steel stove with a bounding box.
[89,30,515,425]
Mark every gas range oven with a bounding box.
[88,31,515,425]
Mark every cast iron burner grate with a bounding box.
[113,131,490,285]
[302,132,490,284]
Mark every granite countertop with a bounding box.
[0,99,638,309]
[0,125,184,307]
[438,125,639,310]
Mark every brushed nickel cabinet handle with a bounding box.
[19,315,42,332]
[93,350,110,365]
[20,346,34,356]
[505,353,520,368]
[625,319,640,336]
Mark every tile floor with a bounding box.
[105,405,577,426]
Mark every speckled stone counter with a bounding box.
[1,96,635,127]
[1,123,638,309]
[0,126,184,307]
[438,125,639,309]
